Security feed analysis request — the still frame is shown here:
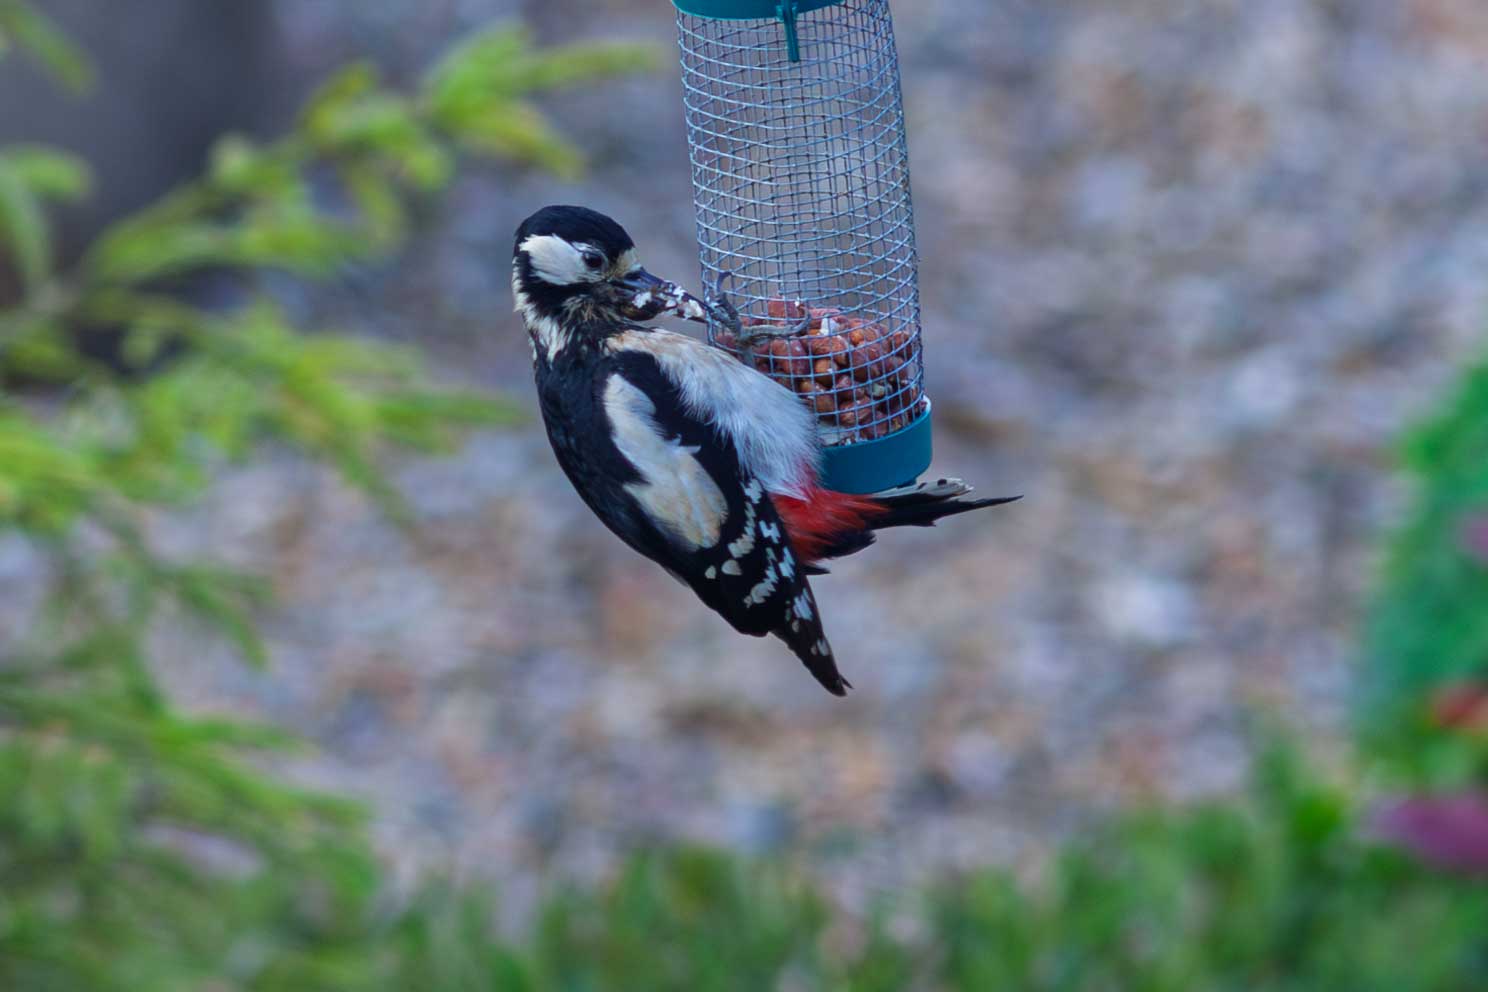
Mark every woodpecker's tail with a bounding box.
[781,630,852,696]
[771,580,851,696]
[868,477,1021,531]
[776,478,1018,569]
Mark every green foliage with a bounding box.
[0,143,89,292]
[530,848,836,990]
[930,744,1487,992]
[0,0,93,93]
[479,747,1485,992]
[0,8,658,988]
[295,746,1487,992]
[425,26,660,178]
[1362,352,1488,785]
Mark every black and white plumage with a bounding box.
[512,205,1016,695]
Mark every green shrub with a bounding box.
[929,743,1486,992]
[381,744,1488,992]
[1362,352,1488,787]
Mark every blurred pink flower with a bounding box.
[1374,794,1488,876]
[1430,681,1488,732]
[1461,513,1488,565]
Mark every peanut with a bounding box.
[746,299,924,445]
[767,298,806,321]
[849,342,883,383]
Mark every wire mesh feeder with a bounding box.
[674,0,930,494]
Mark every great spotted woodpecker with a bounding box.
[512,205,1016,695]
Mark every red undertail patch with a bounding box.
[774,486,886,564]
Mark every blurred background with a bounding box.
[2,1,1487,988]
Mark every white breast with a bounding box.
[608,329,818,498]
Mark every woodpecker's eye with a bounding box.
[582,250,605,271]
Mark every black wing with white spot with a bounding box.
[594,347,848,695]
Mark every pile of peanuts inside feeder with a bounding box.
[716,299,927,445]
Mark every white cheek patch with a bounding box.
[527,314,569,361]
[604,374,728,550]
[520,234,600,286]
[513,260,560,360]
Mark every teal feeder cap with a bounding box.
[818,403,933,495]
[671,0,844,18]
[672,0,846,59]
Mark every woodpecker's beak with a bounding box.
[613,268,718,324]
[615,268,666,292]
[612,268,668,321]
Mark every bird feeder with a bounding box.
[673,0,928,494]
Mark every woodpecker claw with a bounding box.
[736,317,809,350]
[704,270,745,336]
[733,311,814,360]
[703,272,817,353]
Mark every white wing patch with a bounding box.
[603,373,728,551]
[607,330,818,497]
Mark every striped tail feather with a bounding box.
[869,477,1021,531]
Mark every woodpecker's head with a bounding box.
[513,205,689,358]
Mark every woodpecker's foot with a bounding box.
[704,271,812,353]
[736,315,813,350]
[703,270,745,336]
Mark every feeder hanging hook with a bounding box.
[778,0,801,62]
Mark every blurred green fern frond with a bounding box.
[0,0,92,93]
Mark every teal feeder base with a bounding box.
[819,404,933,495]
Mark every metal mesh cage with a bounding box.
[677,0,929,489]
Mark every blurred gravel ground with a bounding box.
[103,0,1488,905]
